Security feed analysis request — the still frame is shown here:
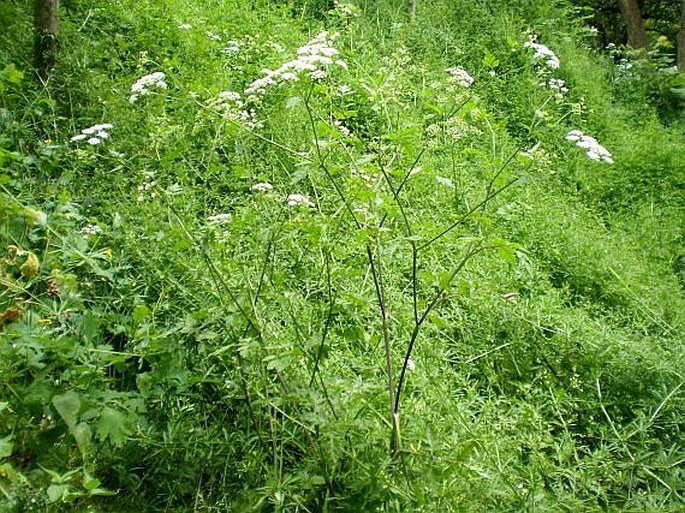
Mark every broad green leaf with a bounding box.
[73,422,91,458]
[96,407,130,447]
[47,483,71,503]
[52,391,81,431]
[82,471,100,491]
[0,435,13,459]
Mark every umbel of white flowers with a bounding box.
[70,123,113,145]
[524,39,561,69]
[566,130,614,164]
[244,31,347,95]
[130,72,168,103]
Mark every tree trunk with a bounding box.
[34,0,60,79]
[408,0,416,21]
[618,0,649,50]
[678,0,685,71]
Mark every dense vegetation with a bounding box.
[1,0,684,511]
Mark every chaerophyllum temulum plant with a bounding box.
[187,28,616,460]
[120,26,616,491]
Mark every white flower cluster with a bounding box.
[250,182,313,209]
[538,77,569,100]
[435,176,455,188]
[81,224,103,236]
[130,72,168,103]
[287,193,315,208]
[565,130,613,164]
[70,123,113,145]
[538,78,568,95]
[524,39,560,69]
[244,31,347,95]
[333,120,353,138]
[251,182,274,193]
[332,0,360,18]
[211,91,263,129]
[445,67,474,88]
[222,40,241,55]
[137,180,157,201]
[207,213,232,224]
[178,23,192,30]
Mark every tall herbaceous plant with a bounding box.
[121,9,618,501]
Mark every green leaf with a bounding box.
[0,435,13,459]
[132,304,151,324]
[483,50,499,69]
[80,312,98,342]
[73,422,91,458]
[82,472,100,491]
[47,483,71,503]
[96,407,130,447]
[52,391,81,431]
[1,64,24,84]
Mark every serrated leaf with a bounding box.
[96,407,130,447]
[52,391,81,431]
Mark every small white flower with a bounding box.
[406,357,416,372]
[70,134,87,142]
[287,193,315,208]
[87,137,101,145]
[251,182,274,192]
[178,23,192,30]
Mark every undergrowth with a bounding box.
[1,0,683,511]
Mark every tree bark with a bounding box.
[618,0,649,50]
[678,0,685,71]
[34,0,60,78]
